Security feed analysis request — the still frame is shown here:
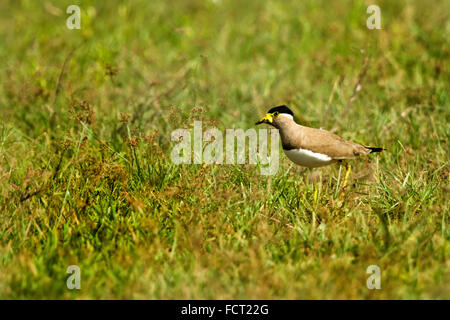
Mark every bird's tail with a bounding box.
[366,146,384,153]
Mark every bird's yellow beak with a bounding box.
[255,113,273,125]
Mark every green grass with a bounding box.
[0,0,449,299]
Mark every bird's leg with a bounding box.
[339,162,352,201]
[314,183,318,203]
[337,162,351,201]
[340,162,351,197]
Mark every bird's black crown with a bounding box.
[268,105,294,116]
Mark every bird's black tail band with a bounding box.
[367,147,384,153]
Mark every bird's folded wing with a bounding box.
[299,127,369,159]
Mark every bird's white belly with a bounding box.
[284,148,335,168]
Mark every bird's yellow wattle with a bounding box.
[257,113,274,124]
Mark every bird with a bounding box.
[256,105,383,190]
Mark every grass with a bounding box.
[0,0,449,299]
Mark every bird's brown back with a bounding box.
[277,120,370,159]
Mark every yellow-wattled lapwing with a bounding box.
[256,105,383,193]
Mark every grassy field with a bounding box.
[0,0,448,299]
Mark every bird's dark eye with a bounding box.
[274,112,279,117]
